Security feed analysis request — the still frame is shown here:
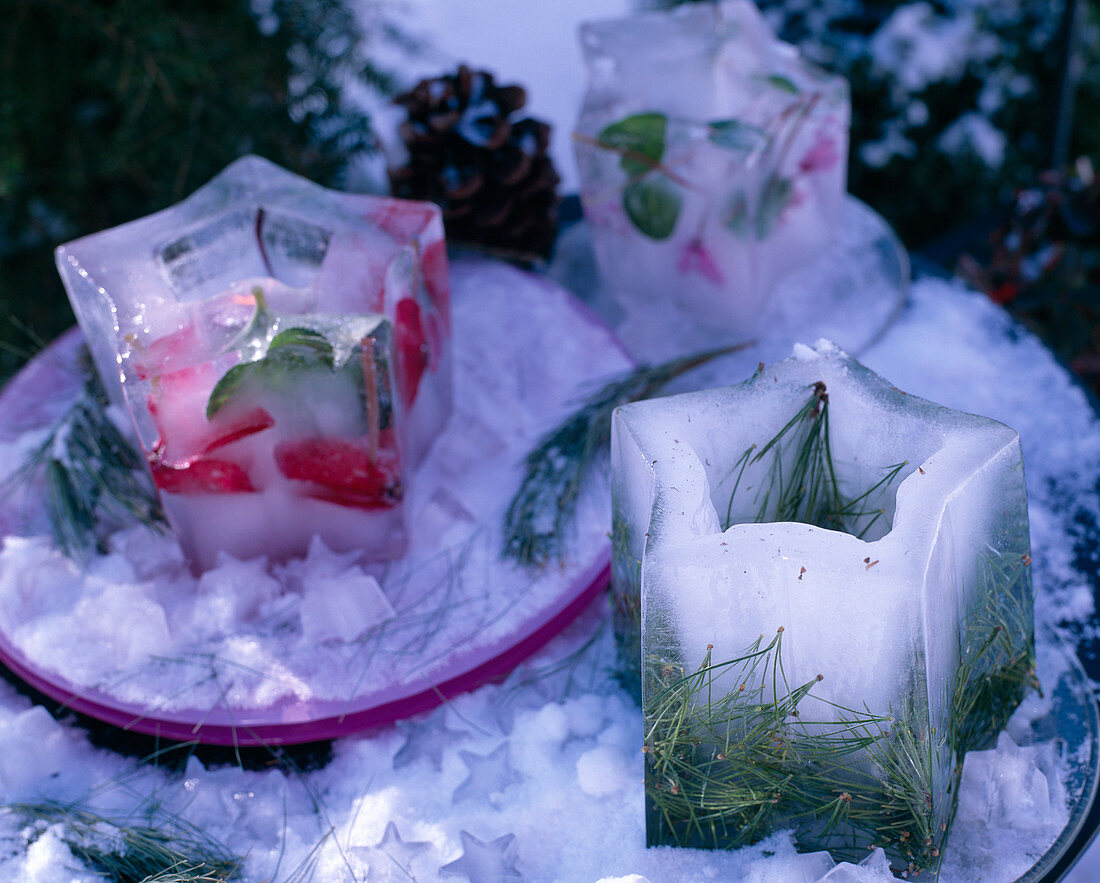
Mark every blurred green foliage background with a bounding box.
[0,0,394,378]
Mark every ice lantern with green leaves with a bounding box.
[574,0,848,334]
[55,156,452,572]
[610,342,1035,876]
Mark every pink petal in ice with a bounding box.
[798,131,840,174]
[678,237,726,286]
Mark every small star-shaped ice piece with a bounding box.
[277,535,364,585]
[298,569,394,643]
[440,830,523,881]
[393,716,466,771]
[452,743,520,804]
[360,821,431,882]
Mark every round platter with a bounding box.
[982,628,1100,882]
[0,258,632,746]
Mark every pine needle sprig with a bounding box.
[950,550,1037,757]
[721,381,908,538]
[643,630,944,872]
[1,352,166,559]
[7,800,242,882]
[503,341,753,568]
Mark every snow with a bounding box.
[575,744,632,797]
[859,121,918,169]
[867,3,986,95]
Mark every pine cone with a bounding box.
[389,65,561,260]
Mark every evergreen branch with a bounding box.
[7,800,241,882]
[721,381,908,538]
[1,350,166,559]
[502,341,754,568]
[643,631,944,873]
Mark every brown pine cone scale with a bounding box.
[389,64,560,260]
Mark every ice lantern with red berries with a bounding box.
[55,156,451,571]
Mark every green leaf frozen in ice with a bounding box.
[707,119,765,152]
[761,73,800,94]
[623,175,682,240]
[206,326,338,418]
[598,112,668,177]
[755,175,793,240]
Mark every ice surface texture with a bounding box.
[574,0,849,334]
[54,156,451,570]
[611,341,1035,874]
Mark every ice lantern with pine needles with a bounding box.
[574,0,848,336]
[611,341,1036,876]
[54,156,451,572]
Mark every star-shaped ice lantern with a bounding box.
[55,155,452,571]
[353,821,431,882]
[611,340,1036,864]
[452,743,520,804]
[439,830,523,881]
[392,712,466,771]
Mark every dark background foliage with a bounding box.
[0,0,391,378]
[658,0,1100,248]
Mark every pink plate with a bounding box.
[0,259,630,746]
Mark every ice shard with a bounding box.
[611,341,1035,874]
[55,156,451,570]
[575,0,848,334]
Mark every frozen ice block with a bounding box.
[55,156,451,571]
[575,0,848,333]
[611,341,1035,874]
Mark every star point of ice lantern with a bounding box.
[440,829,523,881]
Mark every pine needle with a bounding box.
[643,631,943,872]
[1,348,166,559]
[721,381,908,537]
[7,800,241,882]
[950,551,1038,757]
[503,341,753,568]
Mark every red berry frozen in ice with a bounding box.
[149,449,256,494]
[274,436,400,508]
[395,298,429,407]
